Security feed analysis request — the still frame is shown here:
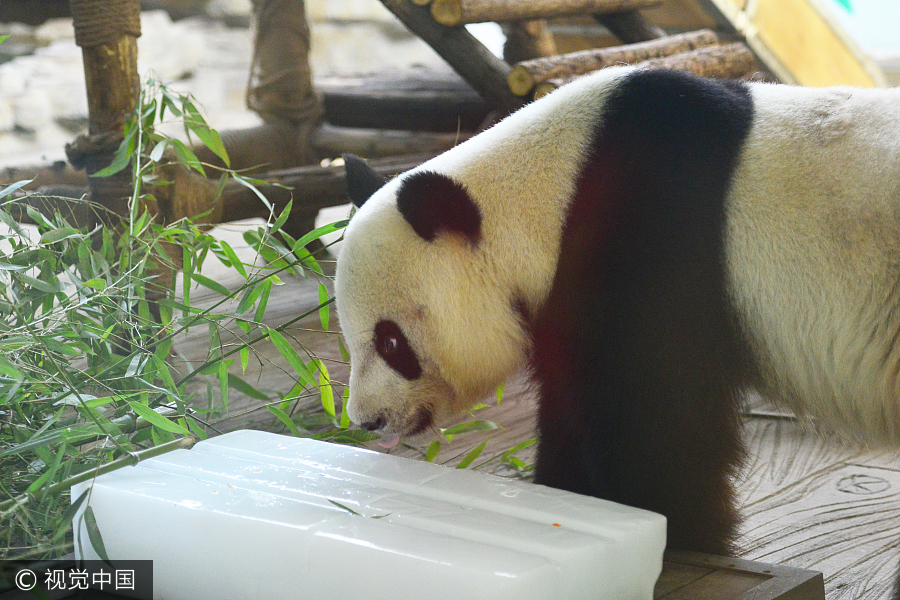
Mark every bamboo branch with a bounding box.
[430,0,661,26]
[0,436,195,515]
[509,29,720,95]
[534,43,757,98]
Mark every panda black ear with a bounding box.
[343,154,389,208]
[396,171,482,245]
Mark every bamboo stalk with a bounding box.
[431,0,660,27]
[534,43,757,98]
[508,30,719,96]
[0,436,196,515]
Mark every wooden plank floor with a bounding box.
[176,212,900,599]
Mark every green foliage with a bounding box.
[0,75,535,562]
[0,78,357,559]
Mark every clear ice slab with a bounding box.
[72,430,665,600]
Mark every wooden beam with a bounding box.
[312,125,471,160]
[508,29,720,95]
[316,68,491,132]
[379,0,525,114]
[430,0,661,26]
[533,42,756,98]
[221,154,437,224]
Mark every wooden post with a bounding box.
[65,0,142,223]
[502,20,557,64]
[380,0,526,115]
[430,0,661,27]
[508,30,720,96]
[246,0,321,128]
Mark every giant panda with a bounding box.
[333,65,900,589]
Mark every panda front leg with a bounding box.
[531,359,746,556]
[528,254,749,556]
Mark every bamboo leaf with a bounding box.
[254,277,272,323]
[270,199,292,235]
[149,139,168,163]
[171,138,205,176]
[315,359,335,418]
[217,239,247,278]
[0,178,33,198]
[190,272,230,296]
[236,277,271,315]
[233,173,272,212]
[228,373,270,402]
[318,284,330,331]
[239,346,249,375]
[84,506,112,564]
[456,439,488,469]
[268,329,317,389]
[128,401,191,435]
[424,441,441,462]
[441,420,499,437]
[218,361,228,413]
[40,227,82,244]
[290,220,349,255]
[93,130,135,178]
[0,355,22,379]
[18,273,62,293]
[268,405,304,437]
[82,278,107,290]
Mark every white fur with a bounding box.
[727,82,900,442]
[335,66,900,444]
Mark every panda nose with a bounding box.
[359,416,386,431]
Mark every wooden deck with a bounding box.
[176,211,900,599]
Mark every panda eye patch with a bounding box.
[374,320,422,380]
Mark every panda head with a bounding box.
[335,155,529,447]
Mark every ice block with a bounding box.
[72,430,665,600]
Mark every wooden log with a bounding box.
[534,43,757,98]
[594,10,664,44]
[380,0,525,114]
[509,29,720,95]
[637,42,756,79]
[0,161,88,191]
[430,0,661,27]
[312,125,472,159]
[316,67,491,132]
[221,154,437,224]
[7,154,435,232]
[502,20,557,64]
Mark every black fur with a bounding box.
[396,171,482,245]
[529,70,755,555]
[344,154,388,208]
